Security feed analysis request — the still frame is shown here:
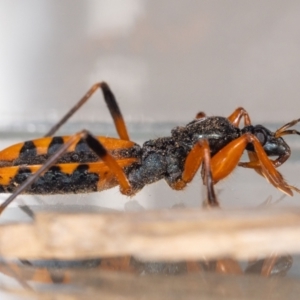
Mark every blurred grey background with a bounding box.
[1,0,300,127]
[0,1,300,212]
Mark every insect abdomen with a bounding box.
[0,164,100,194]
[0,158,138,194]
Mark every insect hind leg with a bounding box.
[44,82,130,141]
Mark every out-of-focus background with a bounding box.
[1,1,300,125]
[0,1,300,210]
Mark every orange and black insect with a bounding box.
[0,82,300,213]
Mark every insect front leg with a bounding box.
[210,133,294,196]
[239,152,286,169]
[45,82,130,141]
[238,151,300,194]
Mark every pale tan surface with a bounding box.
[1,207,300,261]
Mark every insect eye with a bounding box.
[255,130,266,145]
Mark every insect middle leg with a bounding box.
[44,82,130,140]
[170,139,218,206]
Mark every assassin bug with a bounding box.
[0,82,300,214]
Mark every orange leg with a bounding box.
[171,139,218,206]
[239,150,290,169]
[230,111,300,171]
[239,151,265,178]
[84,133,133,195]
[227,107,291,180]
[239,151,300,193]
[227,107,251,127]
[210,133,293,196]
[44,82,130,141]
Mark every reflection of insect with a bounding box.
[0,254,293,285]
[0,82,300,213]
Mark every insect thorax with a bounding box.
[171,117,241,156]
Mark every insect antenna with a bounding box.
[275,129,300,137]
[275,118,300,137]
